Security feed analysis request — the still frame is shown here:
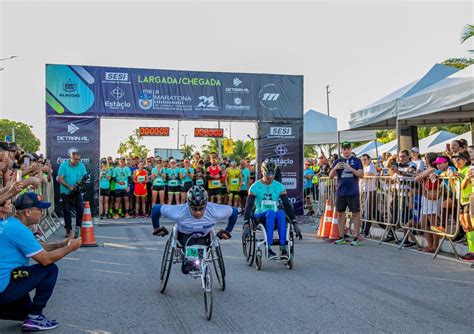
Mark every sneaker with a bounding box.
[22,314,58,331]
[65,228,72,238]
[382,235,395,243]
[267,248,277,258]
[125,213,131,219]
[280,246,288,258]
[113,214,119,220]
[351,239,361,246]
[335,238,347,245]
[431,226,445,233]
[461,253,474,261]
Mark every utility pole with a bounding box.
[326,85,330,116]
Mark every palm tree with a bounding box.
[181,144,196,159]
[201,138,220,156]
[304,145,317,158]
[461,24,474,44]
[231,140,250,161]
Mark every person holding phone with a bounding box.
[329,141,364,246]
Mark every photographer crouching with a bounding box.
[57,151,87,238]
[0,193,82,331]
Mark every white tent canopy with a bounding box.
[352,141,383,156]
[304,109,375,145]
[397,66,474,126]
[424,131,472,154]
[348,64,462,130]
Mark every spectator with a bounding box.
[410,147,425,173]
[57,151,87,237]
[303,160,315,216]
[460,145,474,260]
[329,141,364,246]
[0,193,82,331]
[396,150,416,176]
[99,161,112,219]
[360,154,378,236]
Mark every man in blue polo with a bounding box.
[0,193,82,331]
[329,141,364,246]
[57,151,87,237]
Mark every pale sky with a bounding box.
[1,0,473,156]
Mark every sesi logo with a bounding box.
[105,72,129,81]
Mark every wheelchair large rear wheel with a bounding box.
[160,240,174,293]
[244,232,255,266]
[203,266,213,321]
[212,245,226,291]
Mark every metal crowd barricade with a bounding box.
[317,177,336,216]
[397,175,461,259]
[360,176,399,244]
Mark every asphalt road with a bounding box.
[1,219,473,333]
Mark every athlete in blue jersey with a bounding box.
[243,160,299,258]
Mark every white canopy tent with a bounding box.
[397,66,474,127]
[352,141,383,156]
[349,64,461,130]
[304,109,375,145]
[424,131,472,154]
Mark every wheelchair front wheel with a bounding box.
[244,232,255,266]
[160,240,174,293]
[255,249,262,271]
[203,266,213,321]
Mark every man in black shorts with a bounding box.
[329,141,364,246]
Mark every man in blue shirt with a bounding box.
[57,151,87,237]
[329,141,364,246]
[304,161,315,216]
[0,193,82,331]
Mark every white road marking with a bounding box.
[93,269,132,275]
[373,271,474,285]
[91,260,133,266]
[64,257,79,261]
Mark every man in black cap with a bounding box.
[0,192,82,331]
[329,141,364,246]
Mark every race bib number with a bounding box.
[231,178,239,185]
[211,180,221,187]
[185,245,206,260]
[261,200,277,212]
[196,179,204,185]
[137,176,145,183]
[169,180,179,186]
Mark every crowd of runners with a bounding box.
[99,152,256,219]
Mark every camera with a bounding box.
[70,172,93,195]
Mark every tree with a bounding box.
[116,128,149,158]
[180,144,196,159]
[201,138,220,156]
[461,23,474,52]
[0,119,41,153]
[231,139,254,161]
[441,57,474,70]
[304,145,317,158]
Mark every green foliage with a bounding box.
[201,138,256,160]
[116,128,149,158]
[0,119,40,152]
[231,139,255,161]
[461,24,474,44]
[441,58,474,69]
[180,144,196,159]
[376,129,397,144]
[304,145,317,158]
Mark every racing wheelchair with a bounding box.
[241,209,295,270]
[159,224,226,320]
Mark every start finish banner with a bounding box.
[45,64,303,121]
[257,122,304,215]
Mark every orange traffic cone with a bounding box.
[329,212,340,240]
[317,216,325,238]
[322,200,333,239]
[80,201,98,247]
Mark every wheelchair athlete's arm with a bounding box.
[279,193,296,221]
[151,204,163,229]
[224,207,239,233]
[243,193,256,223]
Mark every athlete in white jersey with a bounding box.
[151,186,239,241]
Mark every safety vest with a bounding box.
[311,165,320,184]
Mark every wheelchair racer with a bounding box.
[151,186,239,272]
[243,160,299,258]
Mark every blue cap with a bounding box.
[14,192,51,210]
